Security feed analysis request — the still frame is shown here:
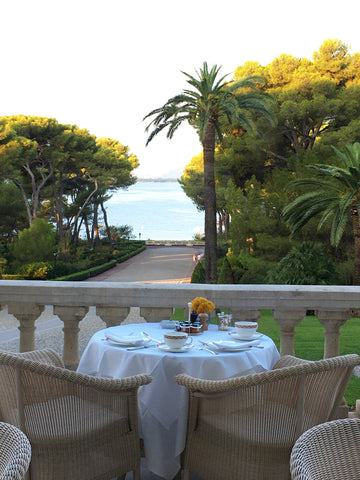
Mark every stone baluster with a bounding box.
[272,310,307,356]
[96,306,130,327]
[316,310,350,358]
[54,306,89,370]
[349,399,360,419]
[140,307,174,323]
[7,303,45,352]
[316,310,353,419]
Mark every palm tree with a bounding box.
[144,62,276,283]
[282,142,360,285]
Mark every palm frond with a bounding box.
[227,75,266,92]
[282,190,340,236]
[330,203,350,246]
[309,164,359,189]
[144,62,276,146]
[288,177,345,193]
[332,143,360,170]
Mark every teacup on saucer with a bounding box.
[164,332,192,349]
[234,321,258,338]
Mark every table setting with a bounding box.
[101,321,267,355]
[77,300,280,480]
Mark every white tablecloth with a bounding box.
[77,323,280,480]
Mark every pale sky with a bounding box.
[1,0,360,178]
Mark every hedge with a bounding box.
[52,244,146,281]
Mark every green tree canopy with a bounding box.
[283,142,360,284]
[0,115,139,249]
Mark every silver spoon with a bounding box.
[142,331,162,344]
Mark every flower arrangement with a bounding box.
[191,297,215,314]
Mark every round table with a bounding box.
[77,323,280,480]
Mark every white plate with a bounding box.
[105,334,151,347]
[229,332,262,341]
[157,343,193,353]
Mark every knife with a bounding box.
[126,345,151,351]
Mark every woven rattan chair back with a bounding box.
[0,349,152,480]
[0,422,31,480]
[290,417,360,479]
[175,354,360,480]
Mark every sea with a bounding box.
[104,181,204,241]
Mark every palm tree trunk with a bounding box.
[352,207,360,285]
[203,122,217,284]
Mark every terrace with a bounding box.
[1,279,360,479]
[1,280,360,414]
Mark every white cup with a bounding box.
[235,321,258,338]
[164,331,192,349]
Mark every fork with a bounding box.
[198,340,218,355]
[199,345,218,355]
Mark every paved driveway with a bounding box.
[86,245,204,283]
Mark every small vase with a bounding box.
[198,313,209,331]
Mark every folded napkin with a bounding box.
[211,340,262,351]
[105,332,148,346]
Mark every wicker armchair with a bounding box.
[0,421,31,480]
[290,418,360,479]
[174,354,360,480]
[0,349,152,480]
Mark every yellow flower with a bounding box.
[191,297,215,314]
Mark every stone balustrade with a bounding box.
[1,280,360,371]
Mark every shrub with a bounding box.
[228,250,274,284]
[1,274,24,280]
[18,262,54,280]
[11,218,56,265]
[52,261,79,277]
[54,271,90,281]
[267,241,339,285]
[191,260,205,283]
[218,257,235,284]
[88,260,117,277]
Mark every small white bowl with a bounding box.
[234,321,258,338]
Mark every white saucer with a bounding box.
[157,343,193,353]
[229,332,262,341]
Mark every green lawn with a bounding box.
[172,308,360,407]
[258,309,360,408]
